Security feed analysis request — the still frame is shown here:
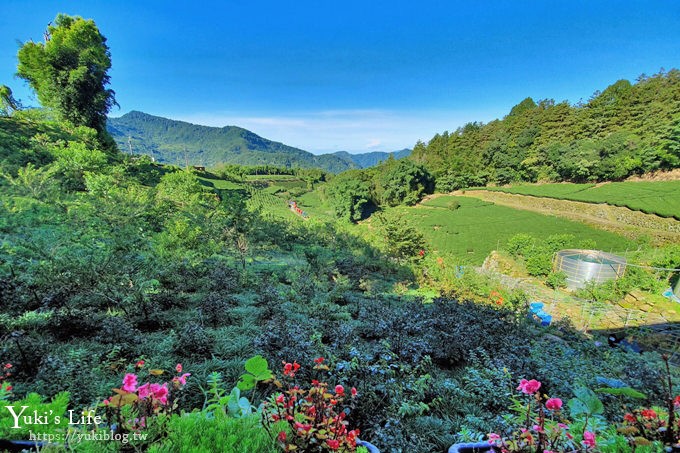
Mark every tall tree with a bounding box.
[17,14,116,143]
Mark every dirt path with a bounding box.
[455,190,680,244]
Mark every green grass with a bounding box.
[245,174,300,181]
[197,175,243,190]
[477,181,680,219]
[397,196,633,264]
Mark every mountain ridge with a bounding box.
[107,111,410,172]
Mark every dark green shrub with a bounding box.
[175,323,213,359]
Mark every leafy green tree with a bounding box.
[377,212,425,260]
[17,14,116,141]
[326,177,372,222]
[378,159,434,206]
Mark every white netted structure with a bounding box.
[554,249,627,290]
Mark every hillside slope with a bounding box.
[107,111,358,172]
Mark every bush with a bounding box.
[545,271,567,289]
[175,323,213,359]
[149,413,280,453]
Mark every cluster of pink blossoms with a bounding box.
[105,363,190,407]
[488,379,597,452]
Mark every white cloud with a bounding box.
[176,108,496,154]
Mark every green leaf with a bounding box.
[596,387,647,399]
[244,355,269,376]
[237,374,256,391]
[569,386,604,418]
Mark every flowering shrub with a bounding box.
[616,355,680,449]
[102,362,190,435]
[488,379,597,452]
[263,358,361,452]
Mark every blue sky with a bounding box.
[1,1,679,153]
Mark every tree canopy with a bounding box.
[412,70,680,186]
[17,14,116,141]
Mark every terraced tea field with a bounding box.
[478,181,680,219]
[405,196,633,264]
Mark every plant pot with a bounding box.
[357,438,380,453]
[448,441,496,453]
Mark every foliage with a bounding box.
[262,358,362,452]
[17,14,116,143]
[148,413,281,453]
[376,211,426,260]
[412,70,680,186]
[0,85,20,116]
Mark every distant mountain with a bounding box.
[331,149,411,168]
[107,111,358,173]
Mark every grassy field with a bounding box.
[291,191,633,265]
[477,181,680,219]
[399,196,633,264]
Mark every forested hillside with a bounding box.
[107,111,359,173]
[332,148,412,168]
[411,71,680,190]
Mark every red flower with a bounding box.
[545,398,563,411]
[277,431,287,442]
[327,439,340,450]
[276,394,285,404]
[311,379,320,386]
[314,357,325,364]
[282,361,301,377]
[351,387,357,397]
[175,363,182,373]
[624,413,636,423]
[4,385,12,392]
[335,385,345,397]
[136,360,145,368]
[641,409,657,419]
[294,422,312,433]
[674,396,680,407]
[3,364,11,370]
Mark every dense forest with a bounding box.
[411,72,680,189]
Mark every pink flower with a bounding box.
[326,439,340,450]
[150,383,168,405]
[275,394,285,404]
[583,431,596,448]
[277,431,286,442]
[545,398,563,410]
[517,379,541,394]
[102,398,109,406]
[122,373,138,393]
[351,387,358,397]
[488,433,501,444]
[135,360,145,368]
[335,385,345,396]
[175,363,182,373]
[173,373,191,386]
[137,383,151,399]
